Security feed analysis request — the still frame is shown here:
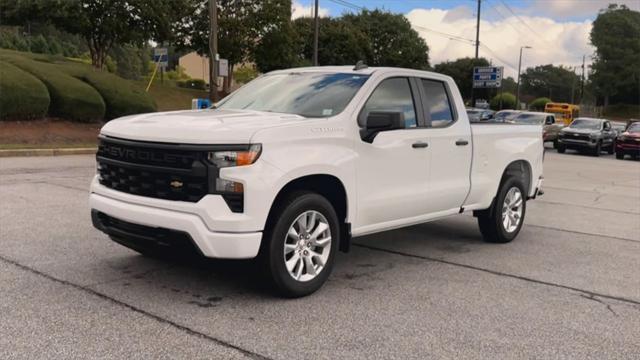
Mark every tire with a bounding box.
[592,141,601,156]
[616,152,624,160]
[261,191,339,298]
[607,143,614,154]
[477,176,527,243]
[553,139,558,149]
[557,144,566,153]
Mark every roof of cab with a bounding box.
[268,66,445,78]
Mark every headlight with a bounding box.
[589,133,597,139]
[208,144,262,168]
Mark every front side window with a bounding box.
[421,79,454,127]
[217,72,369,118]
[360,78,417,129]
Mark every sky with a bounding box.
[291,0,640,78]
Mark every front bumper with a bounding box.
[90,193,262,259]
[616,142,640,154]
[558,138,598,148]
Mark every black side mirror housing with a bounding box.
[361,111,404,143]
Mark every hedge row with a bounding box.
[0,61,50,120]
[0,49,156,122]
[1,52,106,122]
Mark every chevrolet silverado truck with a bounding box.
[557,117,616,156]
[90,66,544,297]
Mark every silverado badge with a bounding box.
[170,180,184,189]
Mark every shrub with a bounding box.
[529,97,552,111]
[234,66,258,84]
[1,51,106,122]
[178,78,206,90]
[0,61,50,120]
[490,92,517,110]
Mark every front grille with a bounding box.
[97,137,212,203]
[562,132,590,142]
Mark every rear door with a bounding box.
[415,78,472,213]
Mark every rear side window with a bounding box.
[360,78,417,129]
[420,79,454,128]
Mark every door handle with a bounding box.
[412,142,429,149]
[455,139,469,146]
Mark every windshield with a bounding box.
[570,119,602,130]
[217,72,369,117]
[513,113,545,125]
[628,123,640,133]
[495,111,518,121]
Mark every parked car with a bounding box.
[90,66,544,297]
[615,121,640,160]
[557,117,616,156]
[466,108,495,122]
[475,99,490,109]
[493,110,521,122]
[511,112,563,147]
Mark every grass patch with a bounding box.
[0,60,50,120]
[143,82,209,112]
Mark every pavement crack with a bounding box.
[0,255,272,360]
[579,294,618,317]
[352,243,640,307]
[526,224,640,244]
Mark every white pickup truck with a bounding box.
[90,66,544,297]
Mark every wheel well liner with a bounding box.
[266,174,350,252]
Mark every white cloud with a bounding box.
[525,0,640,19]
[406,7,594,78]
[291,1,329,20]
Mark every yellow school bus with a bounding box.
[544,103,579,126]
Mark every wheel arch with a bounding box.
[265,174,351,252]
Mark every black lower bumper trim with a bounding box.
[91,210,203,257]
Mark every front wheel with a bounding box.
[616,152,624,160]
[607,143,615,154]
[557,144,566,153]
[593,141,602,156]
[261,192,339,298]
[477,176,527,243]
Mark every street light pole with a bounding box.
[515,46,531,110]
[208,0,218,103]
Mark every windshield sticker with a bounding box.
[322,109,333,116]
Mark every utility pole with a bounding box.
[474,0,481,59]
[313,0,319,66]
[579,54,585,104]
[515,45,531,109]
[471,0,481,108]
[208,0,218,103]
[570,66,577,104]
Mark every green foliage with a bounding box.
[602,104,640,119]
[590,4,640,106]
[529,97,552,111]
[342,10,429,69]
[165,66,190,81]
[178,79,206,90]
[1,51,106,121]
[434,57,491,101]
[0,49,157,121]
[233,66,258,84]
[490,93,516,110]
[520,64,580,103]
[29,34,49,54]
[0,60,50,120]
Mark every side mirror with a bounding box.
[545,117,554,125]
[361,111,404,143]
[480,112,492,121]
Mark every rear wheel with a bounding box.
[553,139,558,149]
[616,152,624,160]
[477,176,527,243]
[607,143,615,154]
[261,192,338,298]
[557,144,566,153]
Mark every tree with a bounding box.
[490,92,516,110]
[175,0,291,91]
[519,64,580,103]
[0,0,188,69]
[529,97,552,111]
[434,57,491,101]
[590,4,640,106]
[343,10,429,69]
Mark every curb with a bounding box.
[0,147,97,158]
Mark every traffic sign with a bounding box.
[473,66,503,88]
[153,48,168,68]
[218,58,229,77]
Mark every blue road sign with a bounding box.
[473,66,503,88]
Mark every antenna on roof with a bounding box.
[353,61,368,71]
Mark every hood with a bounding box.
[621,131,640,138]
[561,127,599,135]
[100,109,307,144]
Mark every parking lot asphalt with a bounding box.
[1,149,639,359]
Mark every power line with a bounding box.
[326,0,365,11]
[413,25,476,45]
[479,43,518,72]
[497,0,550,45]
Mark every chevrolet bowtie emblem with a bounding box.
[170,180,184,189]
